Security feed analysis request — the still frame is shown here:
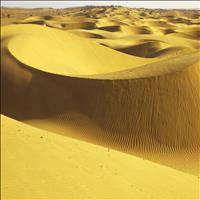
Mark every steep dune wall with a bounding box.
[2,43,199,147]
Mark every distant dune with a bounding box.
[1,6,200,199]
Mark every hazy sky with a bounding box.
[1,1,200,9]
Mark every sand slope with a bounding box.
[1,6,200,199]
[1,115,199,199]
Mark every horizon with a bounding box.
[1,1,199,10]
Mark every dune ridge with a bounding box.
[1,5,200,198]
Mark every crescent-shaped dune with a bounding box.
[2,24,157,75]
[1,6,200,199]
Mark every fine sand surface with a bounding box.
[1,115,199,199]
[1,6,200,199]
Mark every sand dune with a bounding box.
[2,24,157,76]
[1,5,200,199]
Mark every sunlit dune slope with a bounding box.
[1,115,199,199]
[1,24,155,75]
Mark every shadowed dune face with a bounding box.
[1,6,200,198]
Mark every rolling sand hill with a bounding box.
[1,6,200,199]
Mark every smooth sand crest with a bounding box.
[1,5,200,199]
[2,24,156,76]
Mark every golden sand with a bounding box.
[1,115,199,199]
[1,6,200,199]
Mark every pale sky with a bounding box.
[1,1,200,9]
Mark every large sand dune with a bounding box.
[1,6,200,199]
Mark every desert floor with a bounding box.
[1,6,200,199]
